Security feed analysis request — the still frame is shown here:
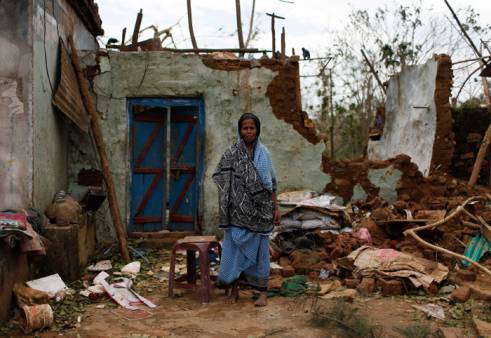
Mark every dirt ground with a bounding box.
[5,288,458,338]
[2,248,489,338]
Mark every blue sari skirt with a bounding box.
[217,226,270,291]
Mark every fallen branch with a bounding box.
[403,195,491,277]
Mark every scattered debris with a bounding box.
[339,246,449,289]
[121,261,141,276]
[412,303,445,320]
[13,283,49,306]
[21,304,54,333]
[26,274,70,299]
[87,260,113,272]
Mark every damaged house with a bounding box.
[68,51,328,240]
[1,0,490,335]
[0,0,328,325]
[0,0,102,324]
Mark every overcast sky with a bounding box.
[97,0,490,55]
[96,1,490,110]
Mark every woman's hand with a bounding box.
[274,208,281,225]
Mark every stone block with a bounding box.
[451,286,471,303]
[357,277,375,295]
[473,317,491,338]
[281,265,295,278]
[344,278,360,289]
[439,327,467,338]
[376,279,404,296]
[456,269,476,282]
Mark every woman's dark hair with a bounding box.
[238,113,261,137]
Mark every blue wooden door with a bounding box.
[129,101,167,232]
[128,98,204,233]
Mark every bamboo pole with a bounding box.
[235,0,245,49]
[68,37,130,262]
[271,15,275,56]
[480,43,491,108]
[361,49,386,94]
[159,48,267,53]
[443,0,482,58]
[186,0,198,51]
[403,196,491,277]
[280,27,286,58]
[244,0,256,48]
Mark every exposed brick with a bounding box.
[357,277,375,295]
[376,279,404,296]
[344,278,360,289]
[426,283,438,296]
[281,265,295,278]
[451,286,471,303]
[456,269,477,282]
[278,256,291,267]
[470,285,491,301]
[439,327,466,338]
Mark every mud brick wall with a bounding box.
[450,106,491,185]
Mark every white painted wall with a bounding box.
[367,58,438,176]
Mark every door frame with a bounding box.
[127,97,205,234]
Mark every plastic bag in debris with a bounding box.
[268,275,309,297]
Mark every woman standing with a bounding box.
[213,113,280,306]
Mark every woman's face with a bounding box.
[240,118,257,145]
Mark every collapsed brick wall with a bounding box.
[430,54,455,174]
[322,154,425,203]
[450,105,491,185]
[322,152,489,207]
[201,56,319,144]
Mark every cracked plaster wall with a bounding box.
[367,58,439,176]
[0,0,33,211]
[68,51,329,240]
[32,0,98,212]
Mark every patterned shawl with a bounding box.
[213,140,275,233]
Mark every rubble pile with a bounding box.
[269,156,491,298]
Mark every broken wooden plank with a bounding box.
[132,9,143,45]
[68,37,130,262]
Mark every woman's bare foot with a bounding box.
[225,282,239,304]
[254,291,267,307]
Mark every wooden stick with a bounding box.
[244,0,256,48]
[68,37,130,262]
[469,123,491,187]
[404,228,491,276]
[443,0,482,59]
[281,27,286,58]
[235,0,245,49]
[480,43,491,107]
[462,220,482,230]
[186,0,198,51]
[271,15,275,56]
[361,49,386,94]
[121,28,126,47]
[132,9,143,45]
[160,47,267,53]
[403,195,491,277]
[452,55,491,66]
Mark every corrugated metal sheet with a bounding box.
[52,43,90,133]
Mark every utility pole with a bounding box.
[266,13,285,58]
